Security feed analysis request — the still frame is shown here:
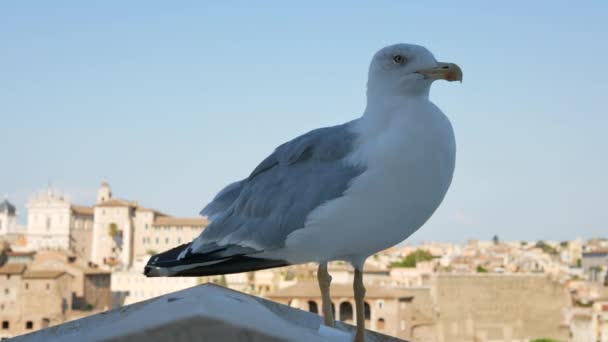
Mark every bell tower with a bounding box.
[97,181,112,204]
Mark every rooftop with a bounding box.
[153,216,209,227]
[583,250,608,256]
[0,263,27,275]
[22,270,67,279]
[6,251,36,257]
[71,205,94,216]
[268,281,415,300]
[328,262,386,274]
[137,206,168,216]
[95,198,138,208]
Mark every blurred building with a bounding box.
[569,292,608,342]
[23,181,207,271]
[110,257,200,307]
[433,274,570,341]
[25,188,94,256]
[0,264,72,340]
[582,250,608,284]
[0,249,112,340]
[267,280,435,341]
[31,250,111,311]
[91,181,207,269]
[132,216,208,260]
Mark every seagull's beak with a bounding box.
[416,62,463,82]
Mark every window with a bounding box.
[46,217,51,231]
[4,288,8,295]
[25,283,29,290]
[307,301,318,314]
[145,224,149,230]
[26,321,33,330]
[377,300,384,309]
[155,237,159,245]
[339,302,353,322]
[177,237,182,244]
[364,302,371,320]
[377,318,385,330]
[142,237,146,244]
[46,283,50,290]
[165,238,169,244]
[1,321,8,329]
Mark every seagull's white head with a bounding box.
[367,43,462,98]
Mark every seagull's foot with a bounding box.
[318,262,335,328]
[353,268,366,342]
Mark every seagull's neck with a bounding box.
[349,94,449,170]
[361,94,433,132]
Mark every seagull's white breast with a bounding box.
[274,98,456,267]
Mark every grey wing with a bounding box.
[192,119,364,254]
[200,180,246,221]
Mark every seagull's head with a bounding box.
[367,43,462,98]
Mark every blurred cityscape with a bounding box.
[1,181,607,341]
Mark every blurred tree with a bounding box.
[391,249,433,268]
[536,241,558,255]
[476,265,488,273]
[492,235,500,245]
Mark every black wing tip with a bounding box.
[144,254,290,278]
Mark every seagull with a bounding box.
[145,43,461,342]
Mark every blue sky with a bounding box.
[1,1,607,243]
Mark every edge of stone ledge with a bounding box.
[10,283,406,342]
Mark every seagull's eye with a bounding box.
[393,55,406,64]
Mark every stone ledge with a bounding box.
[11,284,405,342]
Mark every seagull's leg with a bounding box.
[354,267,366,342]
[317,262,335,327]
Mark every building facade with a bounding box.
[68,206,94,260]
[133,216,207,259]
[90,182,207,269]
[23,181,208,271]
[267,281,433,340]
[31,250,111,311]
[0,263,72,340]
[25,189,94,257]
[582,250,608,283]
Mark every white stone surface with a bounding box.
[11,284,405,342]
